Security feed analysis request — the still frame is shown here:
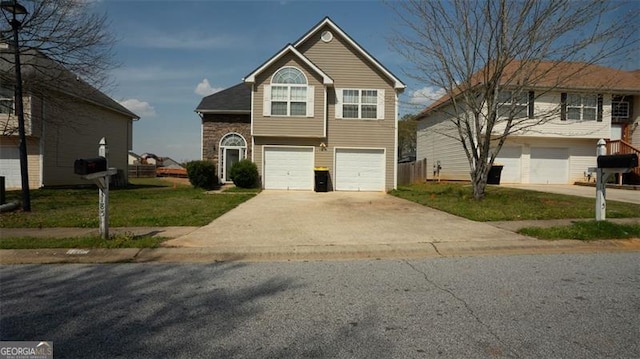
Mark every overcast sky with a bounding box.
[94,0,638,163]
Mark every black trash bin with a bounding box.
[487,165,503,185]
[314,167,329,192]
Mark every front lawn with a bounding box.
[1,178,257,228]
[518,221,640,240]
[391,182,640,221]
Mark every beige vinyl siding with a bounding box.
[297,25,395,90]
[253,56,325,138]
[298,25,398,190]
[0,136,41,189]
[417,107,472,181]
[42,94,131,186]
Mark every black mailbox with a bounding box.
[597,153,638,169]
[74,157,107,175]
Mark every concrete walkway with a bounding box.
[501,184,640,204]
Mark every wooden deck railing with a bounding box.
[606,140,640,178]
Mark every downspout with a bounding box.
[393,90,399,190]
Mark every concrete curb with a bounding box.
[2,239,639,264]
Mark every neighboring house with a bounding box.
[416,61,640,184]
[196,17,405,191]
[128,151,142,165]
[0,47,139,189]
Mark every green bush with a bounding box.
[185,160,218,190]
[229,160,259,188]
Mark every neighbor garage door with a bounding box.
[263,147,314,190]
[335,148,385,191]
[495,146,522,183]
[530,147,569,184]
[0,146,21,189]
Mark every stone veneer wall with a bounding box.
[201,114,252,165]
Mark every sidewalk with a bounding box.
[2,220,639,264]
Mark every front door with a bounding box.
[224,148,240,183]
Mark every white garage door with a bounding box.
[0,146,22,189]
[263,147,314,190]
[335,148,385,191]
[495,146,522,183]
[530,147,569,184]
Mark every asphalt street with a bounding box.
[1,253,639,358]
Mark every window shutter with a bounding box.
[560,93,567,121]
[263,85,271,117]
[528,91,535,119]
[335,88,343,119]
[377,89,385,120]
[597,94,603,122]
[306,85,314,117]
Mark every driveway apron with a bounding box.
[164,191,529,249]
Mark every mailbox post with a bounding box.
[589,139,638,221]
[74,138,117,239]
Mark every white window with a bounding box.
[263,67,314,117]
[335,88,385,120]
[612,96,630,118]
[0,87,13,115]
[567,93,597,121]
[497,90,528,118]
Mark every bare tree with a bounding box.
[1,0,116,87]
[391,0,638,199]
[1,0,118,135]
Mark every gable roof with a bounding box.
[0,47,139,120]
[195,83,251,114]
[294,17,405,90]
[243,44,334,86]
[419,60,640,117]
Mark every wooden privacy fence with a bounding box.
[397,158,427,186]
[128,165,157,178]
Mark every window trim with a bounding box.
[497,90,532,119]
[263,67,314,118]
[0,87,14,115]
[611,96,630,119]
[561,92,603,122]
[335,88,385,120]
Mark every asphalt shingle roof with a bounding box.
[195,83,251,113]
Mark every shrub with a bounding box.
[229,160,259,188]
[185,160,218,190]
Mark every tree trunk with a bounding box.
[471,162,490,200]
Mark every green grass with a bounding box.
[0,233,166,249]
[518,221,640,240]
[222,186,262,193]
[1,178,256,228]
[391,182,640,221]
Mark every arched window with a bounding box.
[220,133,246,147]
[267,67,312,117]
[272,67,307,84]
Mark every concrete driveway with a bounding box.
[164,191,530,252]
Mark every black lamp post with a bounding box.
[1,0,30,211]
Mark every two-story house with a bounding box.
[0,47,139,189]
[416,61,640,184]
[196,17,405,191]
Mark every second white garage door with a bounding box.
[263,147,314,190]
[530,147,569,184]
[335,148,385,191]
